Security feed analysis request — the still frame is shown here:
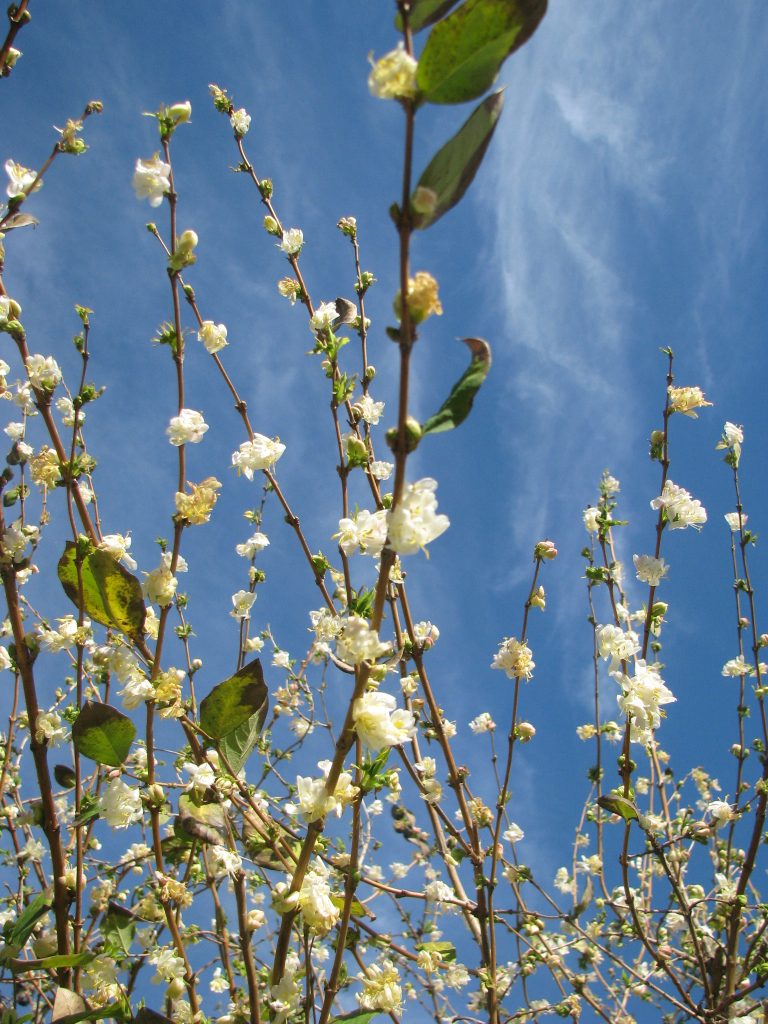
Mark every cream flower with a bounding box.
[198,321,228,354]
[132,154,171,207]
[166,408,209,446]
[368,44,418,101]
[232,435,286,478]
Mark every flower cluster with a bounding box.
[387,477,449,555]
[491,637,535,680]
[368,44,418,101]
[650,480,707,530]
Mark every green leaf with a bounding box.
[422,337,492,435]
[102,903,136,957]
[330,894,374,920]
[52,989,127,1024]
[219,712,264,775]
[54,765,77,789]
[52,989,86,1023]
[12,952,94,973]
[58,541,146,642]
[597,793,639,822]
[329,1012,379,1024]
[135,1011,173,1024]
[395,0,461,32]
[415,940,457,962]
[200,659,268,741]
[418,0,547,104]
[176,794,227,845]
[2,213,39,232]
[0,892,52,961]
[71,701,136,766]
[412,91,503,229]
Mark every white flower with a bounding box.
[368,44,418,101]
[707,800,735,828]
[309,301,338,332]
[133,154,171,207]
[583,506,600,533]
[183,761,215,795]
[166,408,209,446]
[34,710,67,746]
[209,967,229,993]
[504,823,524,844]
[667,385,712,417]
[357,959,403,1014]
[424,880,453,904]
[4,422,25,441]
[491,637,535,680]
[370,460,393,481]
[294,761,359,823]
[596,624,640,671]
[336,616,390,666]
[633,554,669,586]
[232,435,286,478]
[148,947,185,984]
[5,159,41,198]
[357,394,385,425]
[469,712,495,734]
[230,108,251,136]
[0,646,11,671]
[296,860,339,934]
[722,655,753,678]
[210,845,242,878]
[56,395,83,428]
[198,321,228,354]
[336,508,388,558]
[25,354,62,391]
[236,532,270,558]
[724,511,747,532]
[99,778,143,829]
[615,659,675,745]
[99,533,137,571]
[272,650,290,669]
[723,421,744,446]
[142,564,177,607]
[279,228,304,255]
[387,477,449,555]
[651,480,707,530]
[353,690,416,750]
[231,590,256,620]
[309,607,342,643]
[118,674,154,710]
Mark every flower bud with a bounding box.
[176,229,198,254]
[516,722,536,743]
[411,186,438,216]
[168,101,192,125]
[208,83,230,112]
[385,416,422,454]
[166,977,186,1000]
[534,540,557,560]
[529,585,546,611]
[263,216,280,235]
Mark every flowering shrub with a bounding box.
[0,4,765,1024]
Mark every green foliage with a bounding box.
[71,701,136,766]
[422,337,491,434]
[58,541,146,642]
[412,91,504,229]
[199,658,268,742]
[417,0,547,104]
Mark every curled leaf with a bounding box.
[422,337,491,435]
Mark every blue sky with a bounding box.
[3,1,768,1017]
